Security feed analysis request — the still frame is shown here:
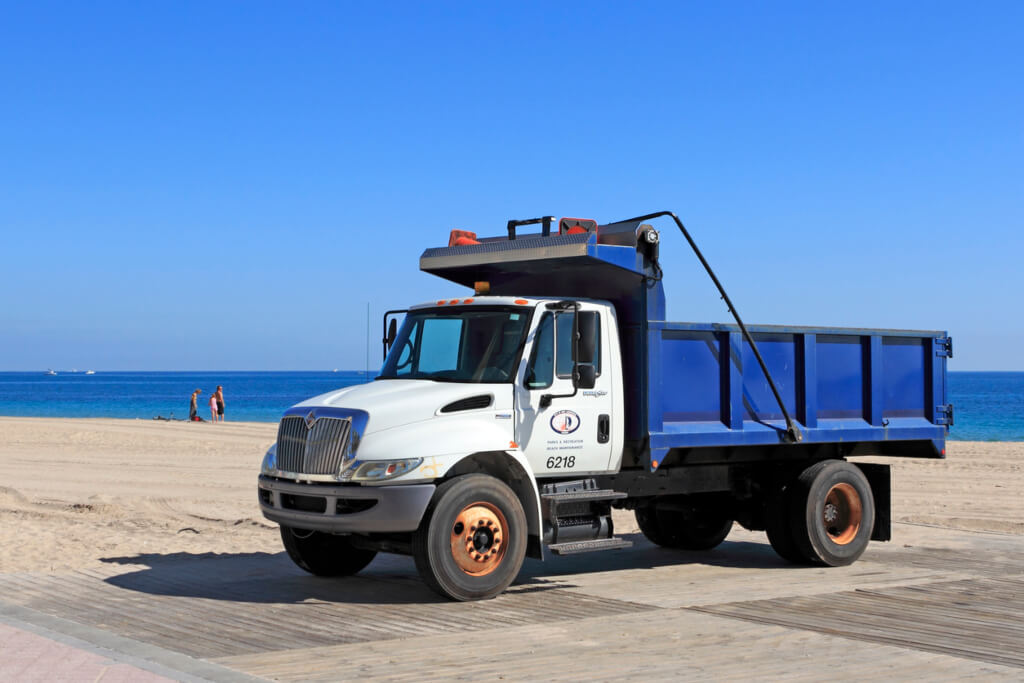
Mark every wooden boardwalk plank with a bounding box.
[0,567,655,660]
[213,608,1023,681]
[696,577,1024,669]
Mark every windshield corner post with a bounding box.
[382,310,408,361]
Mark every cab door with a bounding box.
[514,303,614,477]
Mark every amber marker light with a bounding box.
[514,299,528,305]
[463,298,474,304]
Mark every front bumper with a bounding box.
[258,475,436,533]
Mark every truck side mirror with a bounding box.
[387,319,398,349]
[574,364,596,390]
[575,311,597,365]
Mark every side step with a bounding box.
[541,488,627,504]
[541,479,631,554]
[548,537,633,556]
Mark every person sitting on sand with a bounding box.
[215,385,225,422]
[189,389,202,421]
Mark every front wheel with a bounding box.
[279,526,377,576]
[413,474,527,601]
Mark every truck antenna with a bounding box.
[618,210,803,443]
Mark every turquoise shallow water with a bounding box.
[0,371,1020,441]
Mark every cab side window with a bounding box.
[525,313,554,389]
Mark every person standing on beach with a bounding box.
[189,389,201,421]
[209,390,218,423]
[215,385,225,422]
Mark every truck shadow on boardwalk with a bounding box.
[98,534,788,605]
[521,534,787,579]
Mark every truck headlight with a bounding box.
[343,458,423,482]
[261,444,277,475]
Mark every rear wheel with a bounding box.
[413,474,527,601]
[790,460,875,566]
[765,484,809,564]
[635,499,733,550]
[279,526,377,576]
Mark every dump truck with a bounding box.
[258,211,952,601]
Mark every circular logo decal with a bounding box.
[550,410,581,435]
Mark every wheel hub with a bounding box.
[823,482,863,545]
[450,502,507,576]
[824,502,839,524]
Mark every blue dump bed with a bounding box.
[422,218,950,463]
[646,321,950,456]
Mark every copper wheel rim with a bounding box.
[823,482,862,545]
[449,502,508,576]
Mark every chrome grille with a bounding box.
[275,415,353,476]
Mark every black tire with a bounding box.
[765,484,810,564]
[279,526,377,576]
[790,460,875,566]
[635,499,733,551]
[413,474,527,601]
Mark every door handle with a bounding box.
[598,414,610,444]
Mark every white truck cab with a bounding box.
[258,295,625,600]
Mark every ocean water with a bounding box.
[0,371,371,424]
[0,371,1021,441]
[944,371,1024,441]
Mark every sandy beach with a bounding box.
[2,416,1020,574]
[0,418,283,574]
[2,416,1023,680]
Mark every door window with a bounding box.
[555,312,601,378]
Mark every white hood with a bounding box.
[294,379,509,436]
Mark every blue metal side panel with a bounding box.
[929,337,947,433]
[816,334,864,419]
[725,332,744,429]
[650,418,943,449]
[650,323,948,454]
[741,333,798,422]
[801,335,818,428]
[868,336,884,426]
[647,324,664,434]
[660,331,721,422]
[882,338,927,418]
[589,243,645,272]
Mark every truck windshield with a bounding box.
[378,307,531,383]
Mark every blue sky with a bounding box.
[1,2,1021,370]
